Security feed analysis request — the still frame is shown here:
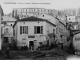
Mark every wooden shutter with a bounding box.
[41,26,43,34]
[27,26,28,34]
[34,26,36,34]
[20,26,22,34]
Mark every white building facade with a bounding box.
[12,8,58,19]
[67,15,76,22]
[2,25,13,44]
[13,17,56,49]
[1,16,16,45]
[38,14,69,48]
[2,16,17,26]
[37,14,57,25]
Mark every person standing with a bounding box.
[5,43,10,58]
[2,42,10,58]
[6,44,10,58]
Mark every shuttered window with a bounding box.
[34,26,43,34]
[20,26,22,34]
[20,26,28,34]
[26,26,28,34]
[41,26,43,34]
[23,26,25,34]
[34,26,36,34]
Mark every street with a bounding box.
[0,47,69,60]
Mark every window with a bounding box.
[11,24,12,26]
[21,10,22,12]
[26,26,28,34]
[3,37,8,43]
[41,26,43,34]
[69,18,70,20]
[38,9,39,12]
[24,15,26,17]
[34,26,43,34]
[32,9,33,12]
[20,26,22,34]
[29,9,31,12]
[43,15,44,17]
[34,26,36,34]
[20,26,28,34]
[39,42,42,46]
[38,13,39,15]
[41,10,42,12]
[6,28,8,33]
[48,10,49,12]
[53,29,55,34]
[23,26,25,33]
[37,26,40,33]
[4,28,8,34]
[13,30,15,36]
[34,9,35,12]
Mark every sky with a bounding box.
[0,0,80,14]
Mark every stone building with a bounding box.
[12,8,58,19]
[13,17,56,49]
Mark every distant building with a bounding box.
[56,18,67,43]
[13,17,56,49]
[0,5,4,50]
[75,15,80,22]
[55,17,70,50]
[56,16,66,25]
[12,8,58,19]
[67,15,76,22]
[61,9,77,16]
[72,15,80,30]
[1,16,16,44]
[38,14,69,48]
[37,14,57,25]
[38,14,68,45]
[2,16,17,26]
[2,25,13,44]
[74,23,80,30]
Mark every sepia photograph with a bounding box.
[0,0,80,60]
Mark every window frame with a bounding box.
[20,26,28,34]
[34,26,43,34]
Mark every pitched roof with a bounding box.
[2,25,12,28]
[73,30,80,36]
[13,16,56,28]
[2,16,17,21]
[18,16,47,21]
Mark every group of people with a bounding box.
[2,42,10,58]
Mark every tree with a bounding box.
[15,15,19,19]
[67,23,75,54]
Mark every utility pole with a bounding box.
[65,15,68,41]
[0,13,1,50]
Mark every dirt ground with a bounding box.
[0,47,70,60]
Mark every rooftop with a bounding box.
[13,16,56,28]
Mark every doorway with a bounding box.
[3,37,8,43]
[29,41,34,50]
